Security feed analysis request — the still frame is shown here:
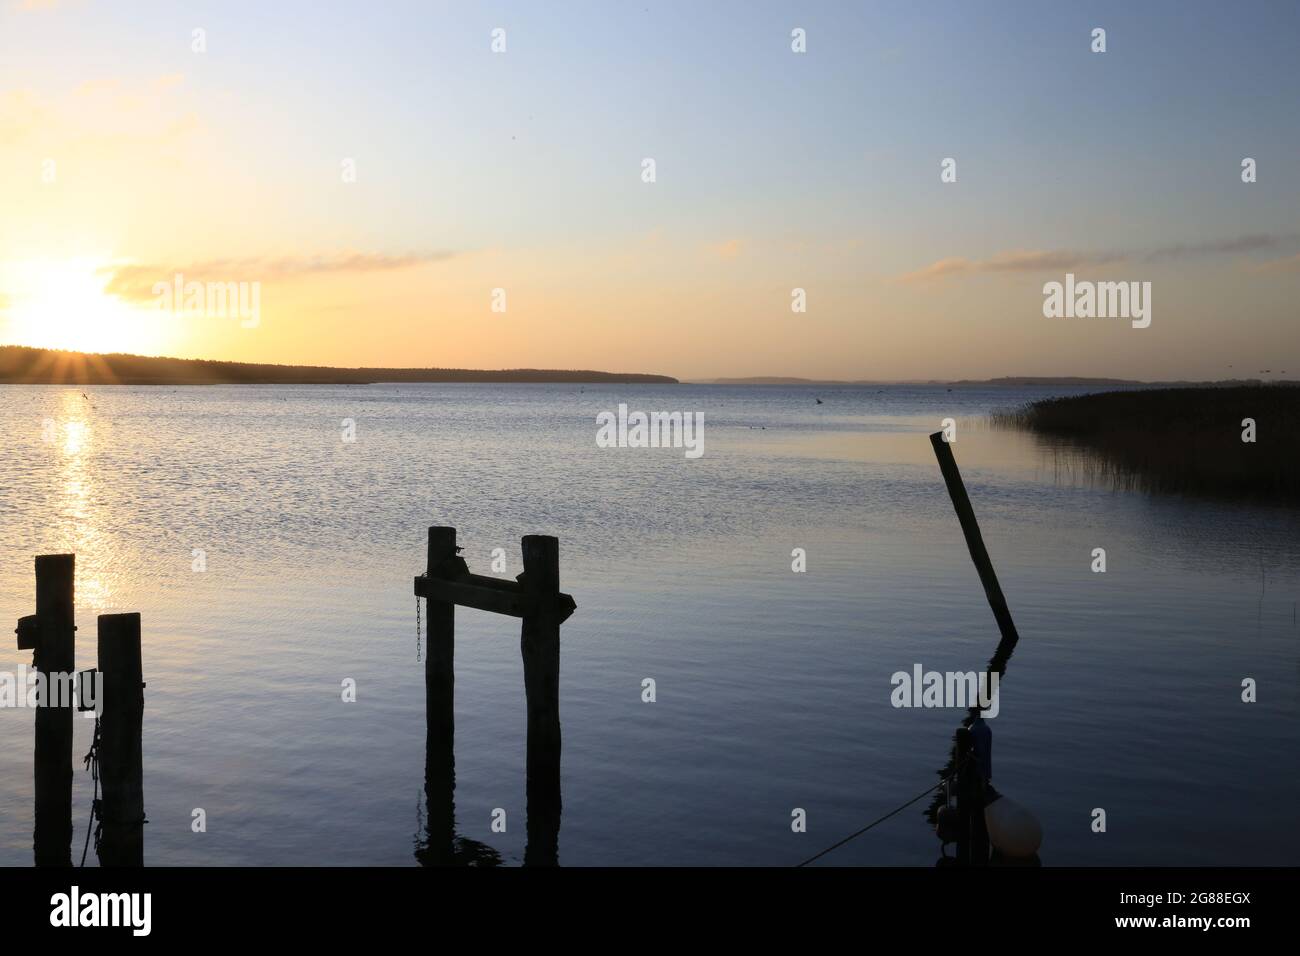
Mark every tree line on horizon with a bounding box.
[0,346,677,385]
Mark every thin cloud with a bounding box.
[1145,234,1300,261]
[898,257,973,282]
[899,249,1118,283]
[900,234,1300,282]
[981,249,1120,272]
[100,252,456,302]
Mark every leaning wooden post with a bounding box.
[32,554,76,867]
[929,433,1020,655]
[425,527,457,746]
[96,612,145,867]
[520,535,561,865]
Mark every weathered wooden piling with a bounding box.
[520,539,561,792]
[954,728,971,864]
[96,612,145,866]
[417,729,456,866]
[955,726,990,867]
[521,535,562,865]
[27,554,76,866]
[425,527,458,746]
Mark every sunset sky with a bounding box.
[2,0,1298,381]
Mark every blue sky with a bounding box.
[2,0,1298,379]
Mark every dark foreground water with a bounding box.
[0,382,1296,865]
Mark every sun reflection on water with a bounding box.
[53,392,111,611]
[62,420,88,456]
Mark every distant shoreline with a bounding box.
[691,376,1295,387]
[0,346,678,386]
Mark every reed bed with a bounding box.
[991,385,1300,502]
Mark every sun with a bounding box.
[0,257,173,356]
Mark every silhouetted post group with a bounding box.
[13,555,146,867]
[414,526,576,865]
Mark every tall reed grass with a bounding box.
[992,385,1299,502]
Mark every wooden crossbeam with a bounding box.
[414,571,576,622]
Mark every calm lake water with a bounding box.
[0,382,1296,866]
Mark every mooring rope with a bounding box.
[794,755,971,868]
[79,716,102,867]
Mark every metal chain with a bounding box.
[80,716,102,867]
[416,594,422,663]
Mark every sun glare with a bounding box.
[0,257,172,356]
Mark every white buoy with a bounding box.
[984,794,1042,858]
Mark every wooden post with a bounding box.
[969,723,991,866]
[520,535,561,865]
[32,554,75,867]
[956,725,992,868]
[951,728,972,868]
[416,725,456,866]
[96,612,144,866]
[932,434,1012,867]
[929,433,1021,655]
[425,527,457,746]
